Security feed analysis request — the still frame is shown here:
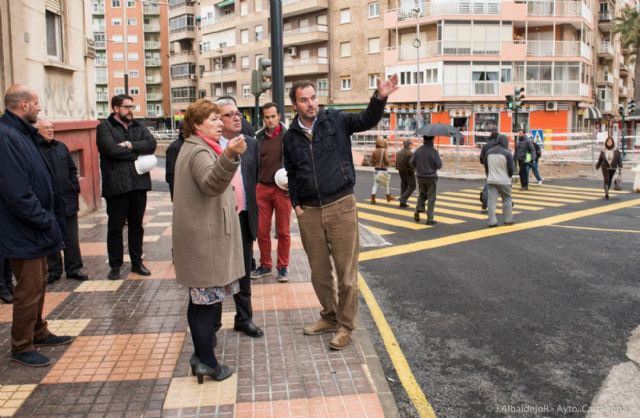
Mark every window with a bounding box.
[299,49,310,62]
[241,29,249,44]
[113,52,124,61]
[112,0,121,7]
[127,0,135,6]
[112,18,122,26]
[242,84,251,98]
[255,25,263,41]
[114,71,124,78]
[368,2,380,18]
[128,35,138,43]
[112,34,123,42]
[341,77,351,90]
[130,87,140,95]
[128,18,137,26]
[46,10,63,60]
[255,0,262,12]
[170,63,196,79]
[340,8,351,24]
[368,37,380,54]
[241,56,250,70]
[317,78,329,96]
[171,86,196,101]
[114,87,125,95]
[128,52,139,61]
[340,42,351,57]
[169,14,195,32]
[130,70,140,78]
[240,0,248,15]
[368,74,378,89]
[425,68,438,84]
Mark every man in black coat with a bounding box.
[165,122,185,201]
[36,119,89,284]
[0,84,73,367]
[0,257,13,304]
[395,139,415,208]
[97,95,157,280]
[216,97,263,339]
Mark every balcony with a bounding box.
[201,66,238,83]
[597,99,613,113]
[96,93,109,102]
[527,0,583,17]
[525,81,581,96]
[619,85,628,98]
[472,81,499,95]
[144,41,161,49]
[93,24,105,32]
[147,93,163,101]
[145,58,162,66]
[620,63,629,77]
[283,24,329,47]
[146,75,163,84]
[143,3,160,14]
[144,23,161,32]
[170,50,196,65]
[596,71,615,85]
[170,28,196,42]
[283,58,329,76]
[527,40,581,57]
[201,14,236,34]
[598,42,615,59]
[598,11,612,32]
[95,59,107,67]
[397,0,500,21]
[283,0,328,18]
[96,76,108,84]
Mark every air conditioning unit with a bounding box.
[189,74,197,80]
[545,101,558,111]
[288,47,298,57]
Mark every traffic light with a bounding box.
[619,103,625,116]
[514,87,525,109]
[250,58,272,96]
[506,94,514,110]
[629,100,636,114]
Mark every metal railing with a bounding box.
[283,24,328,36]
[397,0,500,20]
[527,40,581,57]
[527,0,582,17]
[598,42,614,55]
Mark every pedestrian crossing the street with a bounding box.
[358,184,629,235]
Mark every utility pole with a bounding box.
[269,0,284,114]
[123,1,129,95]
[413,3,421,128]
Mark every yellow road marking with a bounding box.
[359,198,640,261]
[358,211,429,230]
[438,194,546,211]
[362,225,395,236]
[528,186,607,198]
[400,197,520,215]
[358,272,437,418]
[358,202,464,225]
[512,189,598,201]
[537,184,629,194]
[452,191,564,207]
[549,225,640,234]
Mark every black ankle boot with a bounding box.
[194,361,233,384]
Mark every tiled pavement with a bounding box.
[0,188,397,417]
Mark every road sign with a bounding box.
[531,129,544,143]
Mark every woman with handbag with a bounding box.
[370,136,393,204]
[595,136,623,199]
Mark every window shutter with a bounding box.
[45,0,64,14]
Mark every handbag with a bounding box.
[375,170,390,187]
[613,169,623,191]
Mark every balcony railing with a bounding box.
[527,40,580,57]
[96,77,108,84]
[95,59,107,67]
[146,76,162,84]
[527,0,582,17]
[147,93,163,101]
[598,42,614,55]
[393,40,500,60]
[96,93,109,101]
[598,11,612,21]
[93,25,105,32]
[283,24,328,36]
[472,81,499,95]
[596,71,614,83]
[92,1,104,13]
[145,58,161,66]
[144,24,161,32]
[143,3,160,14]
[144,41,161,49]
[620,86,628,96]
[397,0,500,20]
[526,81,580,96]
[597,99,613,113]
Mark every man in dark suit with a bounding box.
[216,98,263,338]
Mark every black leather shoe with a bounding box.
[0,287,13,304]
[47,274,61,285]
[131,263,151,276]
[194,362,233,384]
[108,267,120,280]
[34,334,74,347]
[67,271,89,281]
[11,351,51,367]
[234,322,264,338]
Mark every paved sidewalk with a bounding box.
[0,187,398,417]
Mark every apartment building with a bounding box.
[0,0,102,211]
[169,0,388,122]
[92,0,171,124]
[384,0,635,144]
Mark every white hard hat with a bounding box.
[134,154,157,175]
[274,168,288,190]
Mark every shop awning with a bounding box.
[216,0,234,7]
[583,105,602,120]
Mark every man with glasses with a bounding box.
[97,95,157,280]
[215,98,263,339]
[36,119,89,284]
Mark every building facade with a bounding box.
[92,0,171,126]
[0,0,101,211]
[383,0,635,145]
[168,0,388,123]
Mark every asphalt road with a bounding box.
[355,174,640,417]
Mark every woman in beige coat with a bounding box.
[172,99,247,384]
[370,136,393,204]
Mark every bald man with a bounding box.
[36,119,89,285]
[0,85,73,367]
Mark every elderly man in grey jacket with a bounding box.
[411,136,443,225]
[484,134,515,227]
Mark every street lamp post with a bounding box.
[412,3,422,128]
